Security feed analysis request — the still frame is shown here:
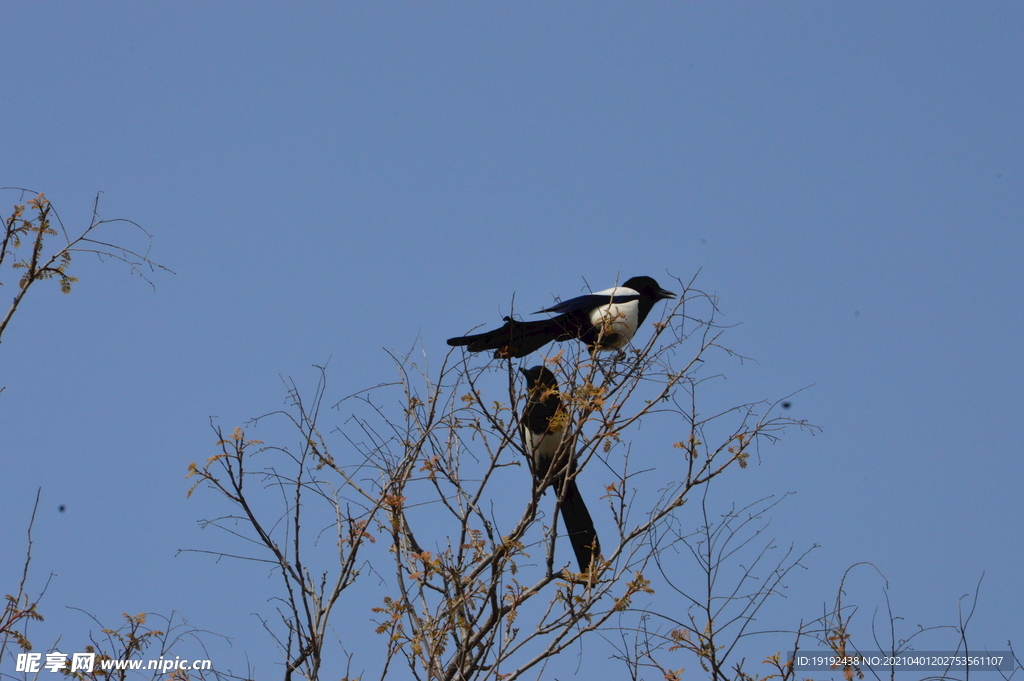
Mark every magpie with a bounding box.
[447,276,676,359]
[521,365,600,572]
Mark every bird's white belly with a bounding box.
[588,299,639,349]
[525,426,562,464]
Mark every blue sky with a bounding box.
[1,3,1021,678]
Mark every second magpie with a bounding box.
[521,365,600,572]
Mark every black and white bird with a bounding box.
[447,276,676,359]
[521,365,600,572]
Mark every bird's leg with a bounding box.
[587,349,618,384]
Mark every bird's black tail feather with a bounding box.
[447,316,569,358]
[557,479,601,572]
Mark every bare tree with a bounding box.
[610,494,819,681]
[188,274,826,680]
[0,188,169,345]
[186,369,385,681]
[1,190,200,681]
[0,491,48,673]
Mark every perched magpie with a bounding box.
[448,276,676,359]
[521,365,600,572]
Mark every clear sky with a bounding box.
[1,3,1021,679]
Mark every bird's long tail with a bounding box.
[557,479,601,572]
[447,316,568,358]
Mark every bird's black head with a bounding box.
[520,365,558,390]
[623,276,676,301]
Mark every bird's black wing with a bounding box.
[535,292,640,315]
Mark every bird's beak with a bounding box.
[657,288,676,300]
